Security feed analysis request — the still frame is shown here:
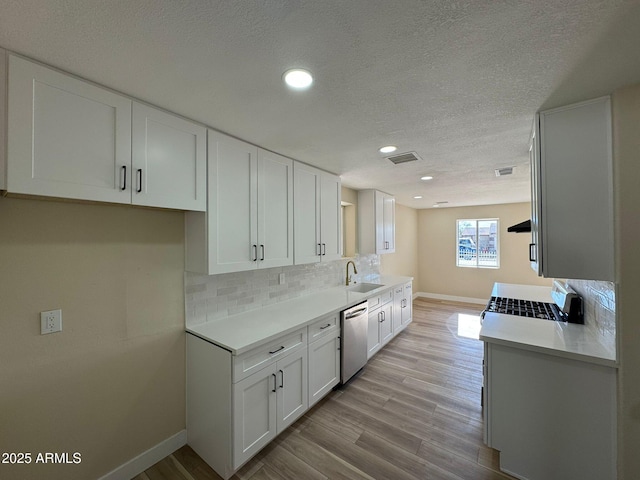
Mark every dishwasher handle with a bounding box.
[344,306,368,319]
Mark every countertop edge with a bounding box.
[479,333,618,368]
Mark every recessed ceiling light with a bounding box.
[433,204,440,207]
[283,69,313,90]
[379,145,397,154]
[420,176,433,181]
[413,195,423,199]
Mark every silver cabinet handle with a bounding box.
[320,323,332,330]
[279,369,284,389]
[529,243,536,262]
[136,169,143,193]
[252,245,258,261]
[260,244,265,261]
[378,312,383,323]
[269,345,285,355]
[120,165,127,191]
[322,243,326,256]
[272,373,277,393]
[317,243,321,256]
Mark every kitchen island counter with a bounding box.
[479,282,616,367]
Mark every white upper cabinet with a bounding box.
[532,96,614,281]
[257,149,295,269]
[358,189,395,254]
[131,102,206,211]
[293,162,341,265]
[0,48,7,189]
[185,130,293,274]
[7,54,132,203]
[5,54,206,211]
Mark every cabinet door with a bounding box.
[379,303,394,346]
[131,102,206,211]
[320,172,342,261]
[7,55,132,203]
[257,149,293,269]
[401,283,412,327]
[539,97,614,281]
[383,193,396,253]
[367,310,382,359]
[374,190,386,253]
[232,366,277,468]
[529,115,542,274]
[308,334,340,407]
[207,130,258,274]
[275,347,308,432]
[0,48,6,189]
[393,286,404,334]
[293,163,321,265]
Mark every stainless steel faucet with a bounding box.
[345,260,358,286]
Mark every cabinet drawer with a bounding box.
[233,328,307,383]
[368,288,393,311]
[308,314,339,342]
[404,282,412,297]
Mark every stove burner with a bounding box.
[484,296,561,321]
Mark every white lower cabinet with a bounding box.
[393,281,413,335]
[187,279,412,479]
[484,342,616,480]
[187,328,311,480]
[308,332,340,407]
[367,289,393,358]
[233,346,307,468]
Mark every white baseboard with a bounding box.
[98,430,187,480]
[415,291,487,305]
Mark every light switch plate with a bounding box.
[41,309,62,334]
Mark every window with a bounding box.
[456,219,499,268]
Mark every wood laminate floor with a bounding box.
[133,298,515,480]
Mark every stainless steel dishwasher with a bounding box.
[340,301,369,384]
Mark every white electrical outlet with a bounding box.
[41,309,62,335]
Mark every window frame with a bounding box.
[456,218,500,269]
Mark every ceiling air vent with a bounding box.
[495,166,514,177]
[386,151,421,165]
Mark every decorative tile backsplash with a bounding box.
[566,279,616,350]
[185,254,380,327]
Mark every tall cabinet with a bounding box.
[358,189,395,254]
[185,130,294,274]
[530,96,614,281]
[293,162,342,264]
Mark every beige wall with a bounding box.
[613,84,640,479]
[0,197,186,480]
[380,203,419,282]
[417,202,551,300]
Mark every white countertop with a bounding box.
[480,283,616,367]
[187,275,412,355]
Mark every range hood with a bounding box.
[507,219,531,233]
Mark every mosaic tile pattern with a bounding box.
[185,254,380,327]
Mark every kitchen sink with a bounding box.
[347,283,383,293]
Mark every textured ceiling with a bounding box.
[1,0,639,208]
